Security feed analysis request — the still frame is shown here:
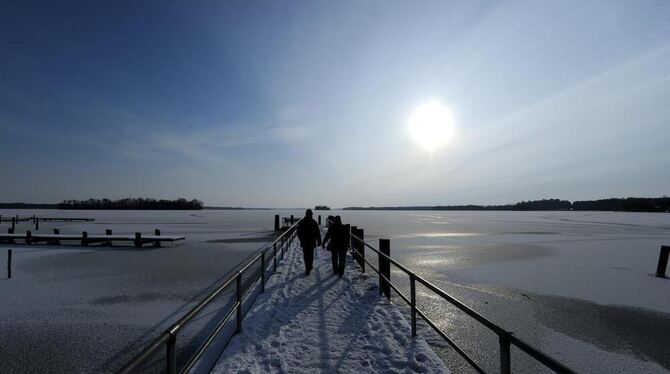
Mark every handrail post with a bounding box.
[261,251,266,293]
[273,242,277,271]
[499,333,512,374]
[236,272,242,333]
[359,229,365,273]
[167,333,177,374]
[351,226,358,264]
[379,239,391,299]
[410,273,417,336]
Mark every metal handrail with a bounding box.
[119,218,303,374]
[342,223,576,374]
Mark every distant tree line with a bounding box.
[58,198,204,210]
[0,203,58,209]
[571,197,670,212]
[344,197,670,212]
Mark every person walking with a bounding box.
[322,216,349,279]
[297,209,321,276]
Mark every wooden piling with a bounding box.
[11,217,15,232]
[7,249,11,279]
[379,239,391,299]
[154,229,161,247]
[318,215,321,225]
[134,232,142,248]
[105,229,112,246]
[656,246,670,278]
[35,217,39,231]
[82,231,88,246]
[274,215,280,231]
[26,230,32,245]
[53,228,61,245]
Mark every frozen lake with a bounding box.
[336,210,670,373]
[1,209,669,373]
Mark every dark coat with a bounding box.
[323,223,349,252]
[297,217,322,249]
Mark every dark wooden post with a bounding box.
[35,217,39,231]
[154,229,161,247]
[359,229,365,273]
[656,246,670,278]
[318,215,321,225]
[26,230,32,245]
[350,226,357,257]
[499,333,512,374]
[345,224,351,249]
[53,228,60,245]
[134,232,142,248]
[11,217,15,232]
[410,273,417,336]
[166,334,177,374]
[81,231,88,246]
[261,251,266,293]
[235,272,242,333]
[7,249,11,279]
[32,215,36,225]
[379,238,391,299]
[290,215,294,225]
[105,229,112,246]
[273,242,277,271]
[274,215,280,231]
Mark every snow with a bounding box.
[212,240,448,374]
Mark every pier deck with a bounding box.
[0,233,185,247]
[211,240,447,373]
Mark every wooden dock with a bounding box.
[0,230,185,248]
[0,216,95,222]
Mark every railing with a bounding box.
[340,221,576,374]
[119,219,302,374]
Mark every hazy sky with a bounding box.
[1,1,669,207]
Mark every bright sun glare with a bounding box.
[408,102,455,152]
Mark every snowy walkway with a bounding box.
[212,242,448,373]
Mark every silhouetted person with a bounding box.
[322,216,349,279]
[297,209,321,276]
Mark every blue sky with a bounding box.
[1,1,669,207]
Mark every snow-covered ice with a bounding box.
[212,241,448,373]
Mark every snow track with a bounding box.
[212,242,448,373]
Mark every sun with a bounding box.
[407,101,455,152]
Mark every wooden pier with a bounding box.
[0,230,185,248]
[0,216,95,223]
